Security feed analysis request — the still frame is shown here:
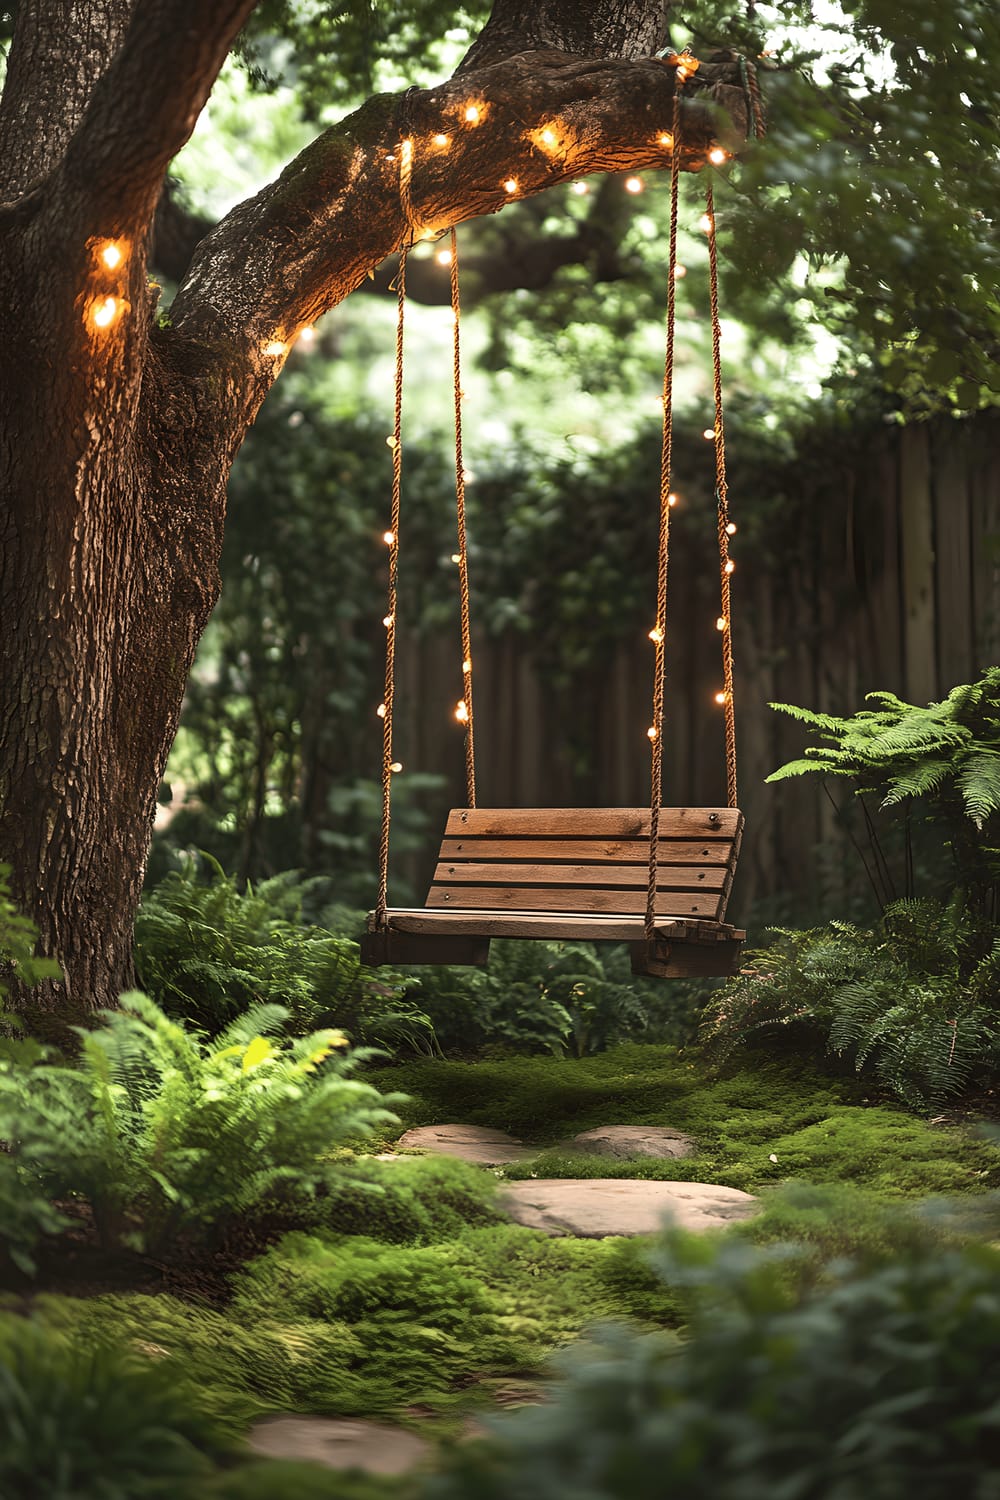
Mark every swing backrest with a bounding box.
[427,808,743,922]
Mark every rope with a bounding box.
[645,85,683,944]
[739,56,768,140]
[449,227,477,807]
[706,178,739,808]
[375,241,408,929]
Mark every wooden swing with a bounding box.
[361,80,745,979]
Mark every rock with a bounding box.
[247,1416,431,1476]
[567,1125,695,1160]
[500,1178,757,1237]
[394,1123,530,1165]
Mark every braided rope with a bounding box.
[449,227,477,807]
[375,243,408,928]
[706,178,738,808]
[645,86,683,944]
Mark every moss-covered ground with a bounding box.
[11,1044,1000,1497]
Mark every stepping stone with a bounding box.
[247,1416,431,1476]
[394,1123,530,1165]
[568,1125,695,1160]
[500,1178,757,1237]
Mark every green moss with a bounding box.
[312,1155,505,1243]
[204,1462,409,1500]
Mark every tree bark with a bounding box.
[0,0,750,1016]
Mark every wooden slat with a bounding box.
[432,860,728,890]
[382,908,745,943]
[438,837,735,864]
[443,807,743,839]
[426,885,723,918]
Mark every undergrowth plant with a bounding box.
[768,668,1000,915]
[701,898,1000,1108]
[136,857,434,1051]
[0,993,402,1269]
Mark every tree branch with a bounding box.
[459,0,674,71]
[60,0,258,227]
[165,48,747,418]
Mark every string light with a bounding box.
[668,492,679,507]
[572,181,590,195]
[383,530,395,545]
[98,241,123,269]
[437,248,453,265]
[726,522,737,535]
[708,147,728,165]
[673,264,687,279]
[390,762,403,773]
[455,700,469,722]
[386,435,397,449]
[703,427,717,441]
[503,178,518,194]
[298,326,316,345]
[659,132,673,147]
[648,627,664,643]
[699,213,714,235]
[382,613,394,627]
[647,726,658,740]
[725,559,735,574]
[433,132,450,146]
[376,703,387,717]
[92,296,119,329]
[451,553,462,563]
[541,128,557,147]
[625,176,644,194]
[462,659,471,674]
[714,690,728,705]
[716,616,728,632]
[264,339,287,356]
[464,104,481,123]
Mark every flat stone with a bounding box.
[395,1123,530,1165]
[500,1178,757,1237]
[247,1416,431,1476]
[568,1125,695,1160]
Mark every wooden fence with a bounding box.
[391,409,1000,921]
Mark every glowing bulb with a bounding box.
[726,522,737,535]
[668,492,679,507]
[625,176,644,194]
[647,726,658,740]
[376,703,387,717]
[391,762,403,773]
[572,181,590,195]
[676,65,690,82]
[451,553,462,564]
[709,147,728,165]
[716,616,728,632]
[437,248,453,265]
[659,133,673,147]
[455,701,469,722]
[503,178,518,194]
[383,530,395,545]
[673,264,687,279]
[92,296,118,329]
[298,325,316,344]
[99,241,123,269]
[464,104,481,123]
[715,691,727,705]
[386,435,397,449]
[648,627,664,643]
[541,128,557,146]
[462,659,471,674]
[264,339,287,356]
[725,559,735,574]
[703,428,717,441]
[383,614,394,627]
[699,213,714,235]
[433,133,450,146]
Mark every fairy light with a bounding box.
[433,133,450,146]
[673,264,687,279]
[647,726,658,740]
[386,435,397,449]
[437,248,453,265]
[668,492,679,507]
[298,325,316,345]
[383,530,395,545]
[92,295,119,329]
[714,691,727,705]
[464,103,481,123]
[725,559,735,574]
[541,128,557,147]
[659,132,673,147]
[708,147,728,165]
[462,659,471,674]
[451,553,462,564]
[572,181,590,195]
[382,613,394,627]
[503,178,518,194]
[455,700,469,723]
[703,427,717,441]
[98,241,123,269]
[625,176,644,194]
[376,703,387,718]
[726,522,737,535]
[648,627,664,643]
[264,339,287,356]
[699,213,714,235]
[716,616,728,632]
[391,762,403,773]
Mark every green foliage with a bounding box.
[702,899,1000,1109]
[0,993,401,1267]
[310,1153,504,1243]
[768,670,1000,911]
[0,863,62,1006]
[136,857,434,1050]
[424,1230,1000,1500]
[0,1314,223,1500]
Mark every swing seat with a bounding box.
[361,806,744,978]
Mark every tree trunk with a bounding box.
[0,0,748,1020]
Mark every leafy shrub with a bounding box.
[0,862,62,1009]
[0,1314,222,1500]
[0,993,402,1266]
[423,1231,1000,1500]
[702,899,1000,1108]
[311,1154,504,1242]
[136,858,434,1049]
